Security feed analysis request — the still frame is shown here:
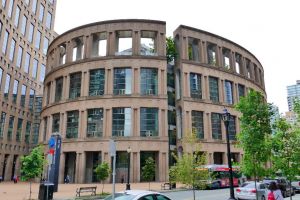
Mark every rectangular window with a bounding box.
[25,122,31,144]
[66,110,79,138]
[14,6,20,27]
[7,116,14,141]
[72,37,84,61]
[46,83,50,104]
[140,107,158,136]
[20,84,26,107]
[4,74,11,100]
[238,84,245,100]
[21,15,27,36]
[35,30,41,49]
[192,110,204,139]
[87,108,103,137]
[89,69,105,96]
[229,116,236,140]
[0,112,6,139]
[46,11,52,29]
[32,0,37,14]
[16,118,23,142]
[91,32,107,57]
[43,117,47,141]
[112,107,131,136]
[113,68,132,95]
[0,67,3,89]
[2,0,6,7]
[140,31,157,56]
[188,37,200,61]
[12,79,18,103]
[235,53,242,74]
[16,45,23,67]
[24,52,30,73]
[28,23,34,43]
[190,73,202,99]
[224,80,233,104]
[59,44,66,64]
[9,38,16,61]
[209,76,219,102]
[140,68,158,95]
[69,73,81,99]
[29,89,35,111]
[246,59,251,79]
[115,30,132,55]
[222,48,231,69]
[39,4,44,22]
[32,59,38,78]
[7,0,14,18]
[40,64,46,82]
[52,113,60,133]
[55,77,63,102]
[207,43,217,66]
[2,30,9,54]
[43,37,49,55]
[211,113,222,140]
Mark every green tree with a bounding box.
[166,37,177,63]
[141,157,156,190]
[170,131,209,200]
[94,162,110,194]
[235,90,272,200]
[20,145,45,200]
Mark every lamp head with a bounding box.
[222,108,231,122]
[127,146,131,153]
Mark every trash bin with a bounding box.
[38,182,54,200]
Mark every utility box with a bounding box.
[38,182,54,200]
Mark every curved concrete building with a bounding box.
[41,19,266,183]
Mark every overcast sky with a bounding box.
[54,0,300,114]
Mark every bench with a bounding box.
[76,186,97,197]
[161,182,171,190]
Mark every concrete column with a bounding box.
[107,31,115,56]
[50,81,55,103]
[201,41,207,63]
[75,152,81,183]
[105,109,111,137]
[136,151,140,182]
[249,62,255,80]
[158,109,162,137]
[159,152,167,182]
[83,71,89,97]
[62,112,67,139]
[63,75,70,100]
[233,83,238,104]
[221,118,226,141]
[133,108,138,137]
[59,112,64,136]
[79,152,86,183]
[231,51,236,72]
[5,155,13,181]
[216,46,222,67]
[48,115,53,138]
[205,112,211,140]
[79,110,86,139]
[107,69,112,95]
[134,67,139,95]
[219,79,224,103]
[223,152,228,165]
[133,30,140,56]
[203,76,208,100]
[66,41,73,63]
[59,152,65,183]
[182,37,188,60]
[208,152,213,164]
[0,154,3,177]
[80,72,84,97]
[240,57,246,76]
[157,32,165,56]
[15,156,21,176]
[83,35,91,59]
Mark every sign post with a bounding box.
[109,140,116,200]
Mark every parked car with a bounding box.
[103,190,172,200]
[291,176,300,193]
[236,181,267,200]
[263,177,295,197]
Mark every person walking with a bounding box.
[268,181,284,200]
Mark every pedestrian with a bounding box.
[121,175,124,184]
[13,175,17,183]
[64,174,70,184]
[267,181,283,200]
[0,175,3,182]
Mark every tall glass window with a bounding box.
[66,110,79,138]
[207,43,217,66]
[140,108,158,136]
[25,122,31,144]
[224,80,233,104]
[12,79,19,103]
[69,73,81,99]
[2,0,6,7]
[9,39,16,61]
[113,68,132,95]
[112,108,131,137]
[35,30,41,49]
[32,59,38,78]
[16,46,23,67]
[89,69,105,96]
[55,77,63,102]
[87,108,103,137]
[229,116,236,140]
[14,6,20,27]
[115,31,132,55]
[52,113,60,133]
[24,52,30,73]
[28,23,34,43]
[46,12,52,29]
[0,67,3,89]
[39,4,44,22]
[21,15,27,36]
[192,110,204,139]
[190,73,202,99]
[211,113,222,140]
[209,77,219,102]
[91,32,106,57]
[0,112,6,139]
[2,30,9,54]
[40,64,46,82]
[238,84,245,100]
[188,37,200,61]
[32,0,37,13]
[4,74,11,99]
[7,0,14,18]
[29,89,35,111]
[43,37,49,55]
[140,31,157,56]
[20,84,26,107]
[7,116,14,141]
[140,68,158,95]
[16,118,23,142]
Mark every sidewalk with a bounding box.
[0,181,182,200]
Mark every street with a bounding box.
[164,189,300,200]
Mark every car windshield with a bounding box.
[243,183,257,188]
[104,193,137,200]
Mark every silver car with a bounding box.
[103,190,172,200]
[292,176,300,193]
[236,182,267,200]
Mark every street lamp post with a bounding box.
[126,147,131,190]
[222,108,236,200]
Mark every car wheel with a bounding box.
[261,195,265,200]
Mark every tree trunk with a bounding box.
[29,181,32,200]
[148,182,150,190]
[102,181,104,194]
[290,179,293,200]
[254,160,258,200]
